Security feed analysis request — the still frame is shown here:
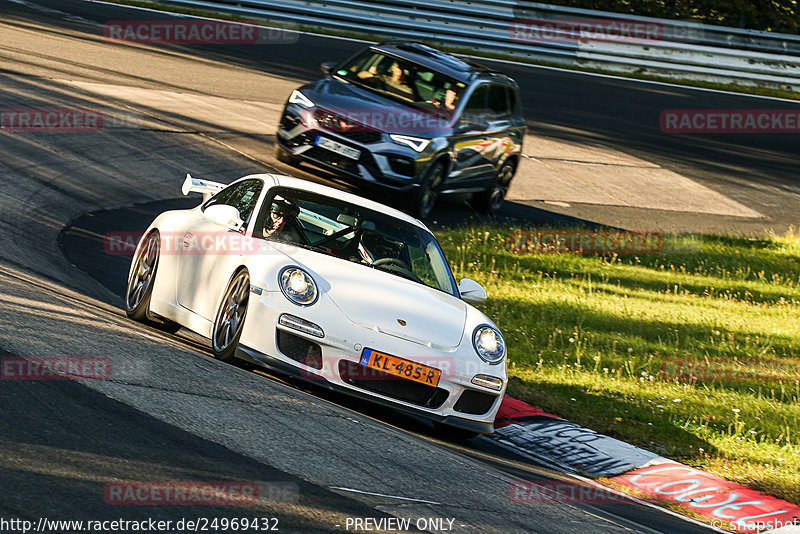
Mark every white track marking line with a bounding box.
[329,486,441,505]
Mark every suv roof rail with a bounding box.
[376,40,483,73]
[377,41,517,85]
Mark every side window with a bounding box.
[204,187,233,209]
[462,84,488,123]
[507,87,522,119]
[204,179,263,224]
[488,85,510,120]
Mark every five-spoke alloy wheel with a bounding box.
[212,269,250,362]
[126,231,161,321]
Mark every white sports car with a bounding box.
[125,173,507,435]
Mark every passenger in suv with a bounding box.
[276,41,526,218]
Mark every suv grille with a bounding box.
[296,132,383,180]
[314,109,382,144]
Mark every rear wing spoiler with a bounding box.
[181,173,225,202]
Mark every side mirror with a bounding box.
[321,61,338,76]
[455,118,488,134]
[458,278,487,303]
[204,204,243,231]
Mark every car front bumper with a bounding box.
[239,290,506,434]
[276,106,436,192]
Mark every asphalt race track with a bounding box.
[1,0,797,532]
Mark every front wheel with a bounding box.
[411,162,445,219]
[212,270,250,363]
[472,160,516,214]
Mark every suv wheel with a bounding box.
[473,160,515,214]
[412,162,444,219]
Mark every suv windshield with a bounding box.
[335,50,466,114]
[255,188,459,296]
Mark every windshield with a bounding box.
[334,50,466,114]
[255,188,459,296]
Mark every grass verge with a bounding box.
[435,226,800,505]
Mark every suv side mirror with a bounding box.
[204,204,243,231]
[455,118,488,134]
[458,278,487,303]
[321,61,338,76]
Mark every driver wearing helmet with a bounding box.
[264,197,300,241]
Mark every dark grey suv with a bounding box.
[276,41,526,218]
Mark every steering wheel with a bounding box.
[372,258,420,282]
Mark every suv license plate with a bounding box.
[315,136,360,160]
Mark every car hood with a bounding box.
[272,244,466,349]
[299,78,452,137]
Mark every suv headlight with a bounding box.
[288,89,314,108]
[389,134,430,152]
[279,267,318,306]
[473,325,505,364]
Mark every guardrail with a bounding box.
[157,0,800,90]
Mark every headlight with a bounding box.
[279,267,318,306]
[389,134,430,152]
[472,325,505,364]
[288,89,314,108]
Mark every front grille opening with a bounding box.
[453,389,497,415]
[338,360,448,409]
[386,154,415,176]
[277,329,322,369]
[305,146,360,174]
[280,112,301,131]
[340,130,382,144]
[314,109,382,144]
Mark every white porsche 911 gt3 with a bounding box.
[125,173,507,435]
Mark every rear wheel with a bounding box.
[472,160,516,214]
[212,270,250,363]
[412,162,445,219]
[125,231,160,322]
[125,231,182,333]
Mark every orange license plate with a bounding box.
[359,348,441,387]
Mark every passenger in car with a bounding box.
[383,61,414,98]
[432,86,460,112]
